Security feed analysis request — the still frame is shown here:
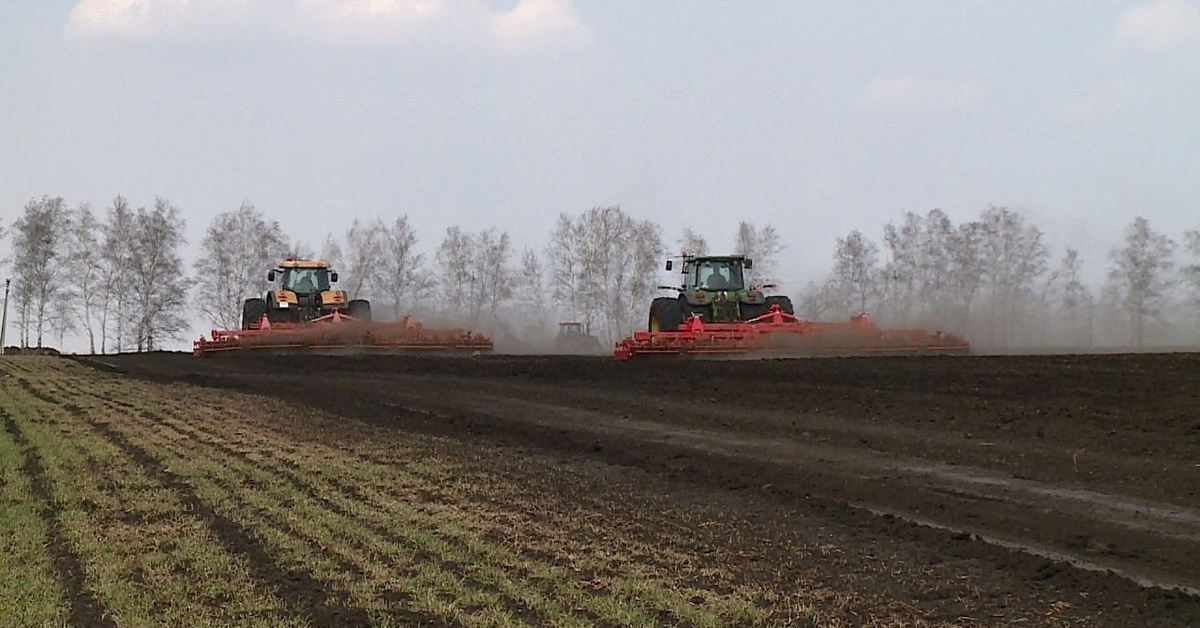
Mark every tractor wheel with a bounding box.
[764,295,795,315]
[241,298,269,329]
[347,299,372,322]
[648,297,684,332]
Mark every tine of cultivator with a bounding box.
[193,314,494,357]
[613,306,971,361]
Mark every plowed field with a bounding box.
[3,351,1199,626]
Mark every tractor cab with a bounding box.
[665,255,753,295]
[558,322,587,336]
[278,267,333,295]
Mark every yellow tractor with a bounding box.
[241,258,371,329]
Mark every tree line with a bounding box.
[3,195,1198,352]
[804,206,1200,348]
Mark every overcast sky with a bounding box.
[2,0,1198,295]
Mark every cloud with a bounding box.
[1117,0,1199,51]
[857,78,982,113]
[64,0,590,50]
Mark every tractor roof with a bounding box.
[684,254,747,261]
[279,258,332,269]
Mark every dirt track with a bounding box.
[91,350,1200,625]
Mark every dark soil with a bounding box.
[88,351,1200,626]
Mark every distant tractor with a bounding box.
[555,322,602,353]
[648,254,792,332]
[241,258,372,329]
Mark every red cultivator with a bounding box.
[193,312,494,357]
[613,306,970,361]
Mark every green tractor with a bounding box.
[648,254,794,332]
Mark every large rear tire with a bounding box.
[347,299,372,322]
[241,298,269,329]
[764,295,795,315]
[648,297,684,332]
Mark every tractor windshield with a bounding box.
[692,259,745,291]
[282,268,331,294]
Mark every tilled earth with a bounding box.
[92,350,1200,625]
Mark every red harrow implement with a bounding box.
[194,311,494,357]
[613,306,970,361]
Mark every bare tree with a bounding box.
[68,203,104,353]
[1055,248,1094,346]
[734,221,784,284]
[831,229,880,313]
[474,227,513,334]
[194,200,288,330]
[795,278,845,320]
[546,213,588,325]
[624,219,666,333]
[374,215,432,320]
[128,198,188,351]
[99,196,136,352]
[978,206,1048,347]
[677,227,709,256]
[1106,217,1175,347]
[340,218,386,300]
[435,225,480,324]
[948,220,987,333]
[513,247,551,338]
[10,196,70,348]
[881,211,923,323]
[1182,230,1200,338]
[917,209,958,327]
[546,206,665,340]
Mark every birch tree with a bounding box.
[1106,217,1175,347]
[69,203,104,353]
[513,247,551,338]
[918,209,958,326]
[677,227,709,256]
[546,213,587,324]
[1184,230,1200,335]
[978,206,1048,347]
[831,229,880,312]
[474,227,513,334]
[949,220,986,332]
[340,218,386,300]
[734,221,784,284]
[374,215,432,320]
[10,196,70,348]
[128,198,188,352]
[625,219,666,333]
[546,206,665,340]
[1055,248,1094,346]
[194,200,288,330]
[881,211,923,323]
[100,197,136,352]
[435,226,479,324]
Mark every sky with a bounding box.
[1,0,1198,348]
